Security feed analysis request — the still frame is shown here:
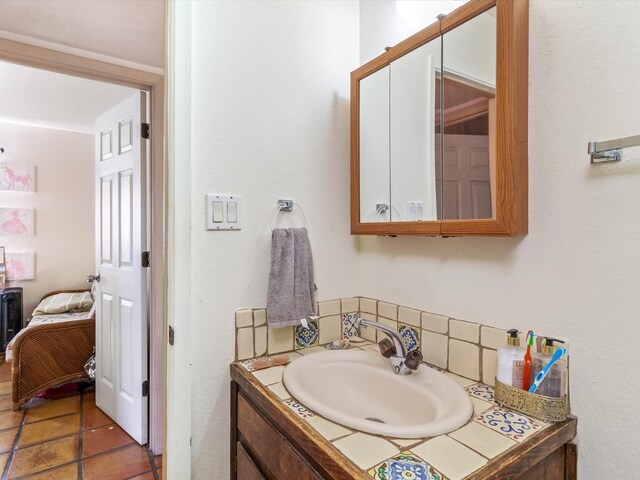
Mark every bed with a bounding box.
[7,289,95,410]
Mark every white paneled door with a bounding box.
[443,134,492,220]
[95,92,149,444]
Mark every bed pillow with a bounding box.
[32,291,93,316]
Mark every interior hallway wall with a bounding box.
[0,121,94,315]
[186,1,360,477]
[358,1,640,477]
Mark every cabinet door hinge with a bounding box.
[142,251,150,268]
[141,122,150,139]
[169,326,175,346]
[142,380,149,397]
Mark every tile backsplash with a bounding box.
[234,298,360,361]
[235,297,564,387]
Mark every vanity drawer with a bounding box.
[237,393,323,480]
[236,441,265,480]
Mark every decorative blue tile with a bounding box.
[465,383,495,402]
[388,460,430,480]
[342,313,360,338]
[369,451,446,480]
[398,324,420,352]
[283,398,315,419]
[475,406,544,442]
[295,319,319,349]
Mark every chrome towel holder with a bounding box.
[271,199,309,231]
[588,134,640,163]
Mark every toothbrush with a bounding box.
[522,331,534,391]
[529,347,567,394]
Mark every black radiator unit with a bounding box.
[0,287,23,351]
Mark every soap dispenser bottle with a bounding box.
[496,329,526,388]
[530,337,568,397]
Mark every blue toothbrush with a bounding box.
[528,347,567,394]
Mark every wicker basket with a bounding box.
[494,379,569,422]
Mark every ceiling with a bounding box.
[0,60,137,133]
[0,0,164,72]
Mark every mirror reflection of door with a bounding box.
[442,133,491,219]
[438,78,495,219]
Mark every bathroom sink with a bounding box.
[283,349,472,438]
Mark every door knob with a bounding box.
[86,274,101,283]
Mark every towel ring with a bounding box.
[271,199,309,231]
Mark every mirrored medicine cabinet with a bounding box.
[351,0,528,236]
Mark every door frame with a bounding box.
[0,37,167,454]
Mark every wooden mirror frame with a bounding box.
[350,0,528,236]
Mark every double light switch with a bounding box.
[206,194,241,230]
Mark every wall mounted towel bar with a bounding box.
[588,134,640,163]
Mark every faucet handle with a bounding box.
[378,338,396,358]
[404,350,423,370]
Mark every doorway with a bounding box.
[0,38,166,460]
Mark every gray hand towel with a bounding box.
[267,228,316,328]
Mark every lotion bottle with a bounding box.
[496,329,526,388]
[530,337,568,397]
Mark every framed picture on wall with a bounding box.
[0,209,35,236]
[6,252,35,281]
[0,163,35,192]
[0,246,5,264]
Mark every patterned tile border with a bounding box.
[369,451,447,480]
[284,398,315,419]
[343,313,360,338]
[398,324,420,352]
[464,383,495,403]
[295,319,319,349]
[475,406,546,442]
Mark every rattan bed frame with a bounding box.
[10,289,95,410]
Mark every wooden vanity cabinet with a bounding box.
[234,392,323,480]
[230,371,362,480]
[230,364,577,480]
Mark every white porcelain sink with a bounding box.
[283,349,472,438]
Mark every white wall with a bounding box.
[184,1,360,477]
[0,121,94,315]
[358,1,640,477]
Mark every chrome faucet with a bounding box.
[356,318,422,375]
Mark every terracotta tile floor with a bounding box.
[0,362,162,479]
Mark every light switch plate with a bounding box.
[206,194,242,230]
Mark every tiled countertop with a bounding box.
[236,341,573,480]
